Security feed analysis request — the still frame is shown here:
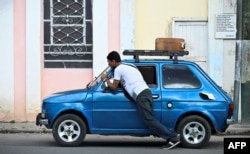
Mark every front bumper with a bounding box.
[36,113,49,126]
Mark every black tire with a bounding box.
[52,114,86,147]
[177,115,211,149]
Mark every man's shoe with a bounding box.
[171,133,180,142]
[162,140,180,150]
[162,134,181,150]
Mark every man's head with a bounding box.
[107,51,121,62]
[107,51,121,68]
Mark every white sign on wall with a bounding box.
[215,14,236,39]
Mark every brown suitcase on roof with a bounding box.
[155,38,185,51]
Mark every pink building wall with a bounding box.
[108,0,120,52]
[14,0,26,121]
[0,0,121,122]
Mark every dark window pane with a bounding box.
[86,22,92,44]
[162,65,201,89]
[85,0,92,19]
[44,0,50,19]
[44,22,51,44]
[44,61,92,68]
[137,66,157,88]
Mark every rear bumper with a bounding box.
[36,113,49,126]
[227,117,235,125]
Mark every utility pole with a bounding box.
[233,0,242,123]
[234,0,250,123]
[240,0,250,123]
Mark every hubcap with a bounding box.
[183,122,205,144]
[58,120,81,142]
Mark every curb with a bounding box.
[223,124,250,135]
[0,122,51,134]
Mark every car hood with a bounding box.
[43,89,88,103]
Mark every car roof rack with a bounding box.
[123,50,189,63]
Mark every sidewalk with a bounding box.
[0,122,250,135]
[0,122,51,133]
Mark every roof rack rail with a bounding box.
[123,50,189,63]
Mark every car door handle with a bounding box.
[152,94,159,99]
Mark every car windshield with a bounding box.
[87,66,111,88]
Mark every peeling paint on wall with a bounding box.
[241,40,250,83]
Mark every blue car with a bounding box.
[36,50,235,148]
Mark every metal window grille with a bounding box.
[44,0,93,68]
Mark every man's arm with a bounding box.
[101,73,120,90]
[105,79,120,90]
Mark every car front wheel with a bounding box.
[52,114,86,147]
[177,115,211,149]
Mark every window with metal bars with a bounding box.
[43,0,92,68]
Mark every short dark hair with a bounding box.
[107,51,121,62]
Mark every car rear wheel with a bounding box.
[177,115,211,149]
[52,114,86,147]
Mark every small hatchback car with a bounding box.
[36,50,235,148]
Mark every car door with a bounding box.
[136,64,162,125]
[92,85,144,132]
[91,63,161,134]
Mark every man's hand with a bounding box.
[101,72,108,81]
[101,72,120,90]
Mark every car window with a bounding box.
[88,66,110,88]
[137,66,157,88]
[162,65,201,89]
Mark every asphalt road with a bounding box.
[0,133,249,154]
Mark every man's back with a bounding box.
[114,64,148,100]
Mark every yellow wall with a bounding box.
[135,0,207,49]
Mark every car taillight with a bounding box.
[228,102,234,118]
